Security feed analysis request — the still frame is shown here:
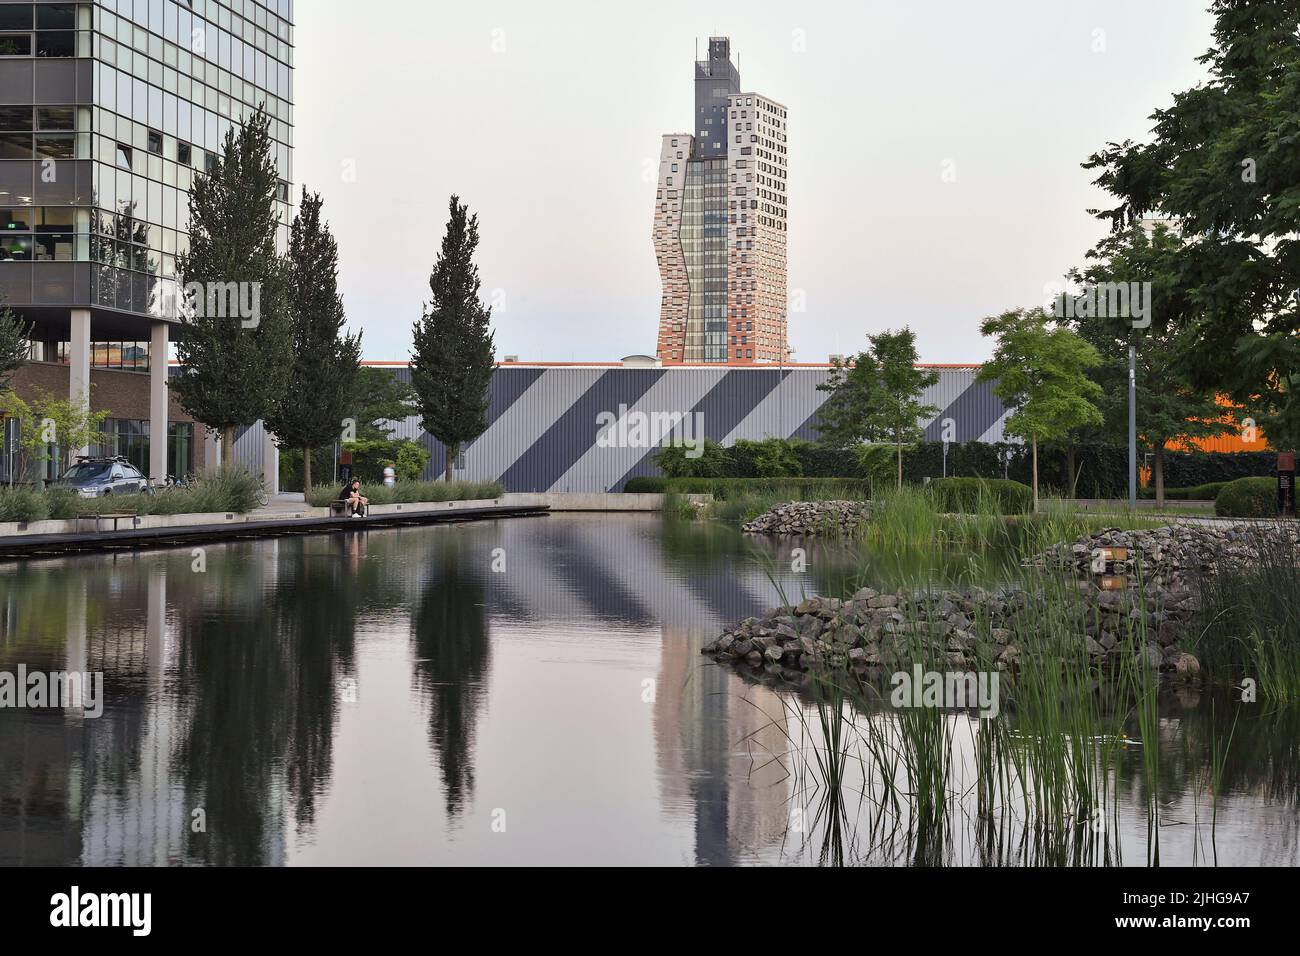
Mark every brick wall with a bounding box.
[6,363,207,471]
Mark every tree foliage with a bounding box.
[816,328,939,487]
[1068,224,1235,501]
[0,298,29,388]
[1083,0,1300,449]
[172,107,292,460]
[978,308,1104,508]
[410,196,496,481]
[263,190,361,493]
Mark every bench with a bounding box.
[329,501,348,517]
[76,511,138,533]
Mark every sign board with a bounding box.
[1280,452,1296,518]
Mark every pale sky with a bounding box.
[293,0,1216,364]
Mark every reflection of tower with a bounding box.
[653,627,791,865]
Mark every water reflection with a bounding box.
[0,514,1295,866]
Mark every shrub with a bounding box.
[0,486,49,523]
[394,442,431,482]
[343,438,432,483]
[623,476,868,499]
[730,438,802,477]
[651,439,730,478]
[1139,481,1227,501]
[928,476,1033,514]
[1215,477,1279,518]
[305,479,502,508]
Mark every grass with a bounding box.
[1,470,267,521]
[866,485,1162,559]
[733,561,1207,866]
[1190,525,1300,701]
[304,479,503,508]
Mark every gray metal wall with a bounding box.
[235,364,1011,492]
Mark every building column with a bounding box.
[262,426,279,497]
[202,427,222,472]
[149,321,169,484]
[68,309,91,461]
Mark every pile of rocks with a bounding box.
[742,500,872,536]
[1030,523,1300,577]
[702,585,1202,681]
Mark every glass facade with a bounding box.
[679,159,728,363]
[0,0,295,318]
[90,418,193,476]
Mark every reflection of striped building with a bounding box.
[359,361,1012,493]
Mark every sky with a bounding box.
[293,0,1218,364]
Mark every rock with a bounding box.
[742,500,873,536]
[1167,651,1201,680]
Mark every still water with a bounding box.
[0,514,1296,866]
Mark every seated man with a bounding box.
[339,479,369,517]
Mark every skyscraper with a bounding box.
[653,37,788,365]
[0,0,294,481]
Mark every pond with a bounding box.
[0,513,1295,866]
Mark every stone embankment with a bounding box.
[702,584,1202,683]
[1029,522,1300,577]
[742,500,871,536]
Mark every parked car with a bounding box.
[54,457,151,499]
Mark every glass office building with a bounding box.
[0,0,294,481]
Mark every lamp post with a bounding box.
[1128,345,1137,511]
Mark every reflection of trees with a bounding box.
[90,204,156,313]
[409,540,491,818]
[171,539,358,864]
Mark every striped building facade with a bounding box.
[326,361,1015,493]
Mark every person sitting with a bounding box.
[338,479,369,517]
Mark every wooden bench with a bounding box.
[329,501,349,517]
[75,511,138,533]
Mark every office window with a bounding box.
[177,141,192,165]
[0,35,33,56]
[147,130,163,154]
[115,142,133,169]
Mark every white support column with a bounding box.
[68,309,92,462]
[149,321,170,484]
[261,425,279,497]
[202,427,222,473]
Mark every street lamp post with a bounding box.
[1128,344,1137,510]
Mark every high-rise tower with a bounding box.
[653,37,787,365]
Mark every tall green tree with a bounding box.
[0,297,29,387]
[410,196,496,482]
[173,107,292,464]
[1067,224,1232,506]
[349,367,418,442]
[816,328,938,488]
[264,190,361,494]
[978,308,1104,511]
[1083,0,1300,451]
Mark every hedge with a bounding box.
[927,477,1033,514]
[1139,481,1228,501]
[624,476,869,499]
[1215,477,1279,518]
[638,436,1280,499]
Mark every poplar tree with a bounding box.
[410,196,496,482]
[264,190,361,494]
[173,107,291,463]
